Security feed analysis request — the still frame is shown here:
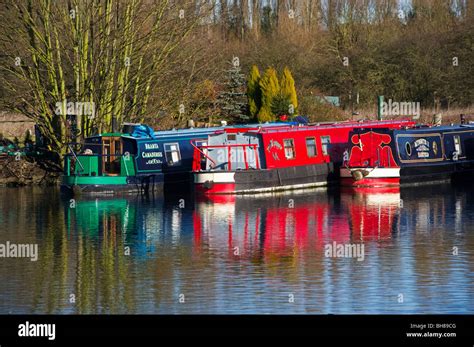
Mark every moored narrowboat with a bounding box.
[340,123,474,187]
[61,122,298,195]
[192,120,415,195]
[61,124,168,195]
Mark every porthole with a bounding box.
[432,141,438,155]
[405,142,412,156]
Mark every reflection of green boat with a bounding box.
[64,196,169,259]
[65,198,135,237]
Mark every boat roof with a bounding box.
[252,119,416,135]
[152,126,222,137]
[346,123,474,134]
[150,122,297,137]
[90,122,297,140]
[94,132,124,137]
[394,124,474,133]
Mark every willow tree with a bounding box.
[0,0,207,159]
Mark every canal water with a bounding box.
[0,183,473,314]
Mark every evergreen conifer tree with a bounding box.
[217,59,249,123]
[280,67,298,116]
[258,67,280,122]
[247,65,261,120]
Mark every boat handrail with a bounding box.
[196,143,259,149]
[67,144,85,173]
[65,153,131,157]
[67,142,102,147]
[191,141,260,171]
[190,140,217,169]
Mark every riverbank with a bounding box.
[0,155,59,186]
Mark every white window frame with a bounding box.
[306,137,317,157]
[321,136,331,156]
[454,135,462,156]
[283,138,295,159]
[164,143,181,166]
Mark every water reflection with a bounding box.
[341,187,401,241]
[0,183,473,314]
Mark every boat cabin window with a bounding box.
[195,140,207,154]
[454,135,462,155]
[321,136,331,156]
[195,140,208,170]
[102,137,122,175]
[164,143,181,166]
[306,137,317,157]
[283,139,295,159]
[405,142,412,156]
[227,134,237,142]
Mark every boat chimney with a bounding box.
[433,113,442,126]
[187,119,195,128]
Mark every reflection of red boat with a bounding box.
[341,187,400,241]
[340,186,401,194]
[192,120,415,194]
[193,189,400,259]
[193,193,331,258]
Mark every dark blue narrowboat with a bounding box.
[340,123,474,187]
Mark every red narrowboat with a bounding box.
[192,120,415,194]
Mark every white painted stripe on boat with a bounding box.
[340,167,400,178]
[194,172,235,183]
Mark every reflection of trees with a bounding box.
[68,199,136,313]
[17,196,140,313]
[28,188,68,314]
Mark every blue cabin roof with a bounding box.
[397,124,474,133]
[119,122,299,140]
[86,122,298,144]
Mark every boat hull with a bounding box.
[340,164,456,187]
[195,163,333,194]
[61,175,163,196]
[340,167,400,187]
